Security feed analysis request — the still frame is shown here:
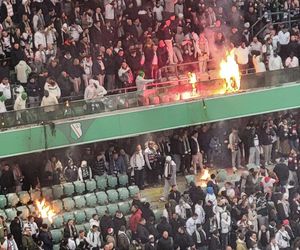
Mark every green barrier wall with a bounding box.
[1,84,300,157]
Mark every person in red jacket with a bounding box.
[129,205,142,240]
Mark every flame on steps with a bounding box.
[35,199,55,223]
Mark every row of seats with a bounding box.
[0,185,140,222]
[0,175,130,209]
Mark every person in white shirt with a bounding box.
[153,3,164,21]
[234,42,250,72]
[75,230,89,249]
[34,28,47,49]
[105,0,115,23]
[194,200,205,225]
[160,156,176,201]
[0,77,11,100]
[89,214,100,229]
[44,78,61,99]
[2,234,18,250]
[252,54,266,73]
[285,52,299,68]
[186,214,198,236]
[130,144,145,189]
[278,27,290,61]
[81,56,93,87]
[220,212,231,248]
[87,225,102,250]
[250,37,262,54]
[275,226,290,249]
[268,52,284,71]
[23,216,39,239]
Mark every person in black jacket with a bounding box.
[209,230,221,250]
[273,158,289,186]
[57,71,72,98]
[157,217,172,238]
[146,217,159,240]
[144,234,157,250]
[0,164,15,194]
[100,210,114,239]
[10,43,25,67]
[168,185,181,204]
[136,218,150,244]
[10,217,22,249]
[112,211,126,236]
[38,224,53,250]
[63,219,78,239]
[91,152,107,177]
[68,58,84,94]
[27,74,41,107]
[174,226,194,250]
[103,48,116,91]
[157,231,174,250]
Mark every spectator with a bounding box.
[64,159,78,182]
[285,52,299,68]
[78,160,92,181]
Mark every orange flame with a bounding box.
[188,72,197,95]
[200,169,210,181]
[219,50,241,92]
[35,199,55,223]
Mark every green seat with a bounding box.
[95,175,107,191]
[83,222,91,233]
[17,206,30,219]
[17,191,30,205]
[95,192,108,205]
[29,189,41,201]
[62,198,75,212]
[51,200,63,214]
[0,210,7,220]
[107,204,118,216]
[118,174,129,187]
[128,185,140,198]
[85,179,96,193]
[118,201,131,215]
[74,181,86,194]
[5,208,16,221]
[52,215,64,229]
[6,193,19,207]
[95,206,107,217]
[41,187,53,200]
[0,195,7,209]
[153,209,163,222]
[106,190,119,203]
[117,187,129,201]
[73,196,86,209]
[63,183,75,197]
[74,210,86,224]
[27,204,36,214]
[216,169,227,183]
[107,175,118,189]
[51,229,63,244]
[52,185,64,199]
[84,193,97,207]
[63,212,75,223]
[75,224,85,233]
[185,175,195,185]
[84,208,96,220]
[53,244,60,250]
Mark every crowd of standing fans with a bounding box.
[0,0,299,115]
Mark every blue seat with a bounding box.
[62,198,75,212]
[73,196,86,209]
[128,185,139,198]
[95,206,107,217]
[52,185,64,199]
[63,182,75,197]
[117,187,129,201]
[118,174,129,187]
[51,200,63,214]
[84,193,97,207]
[52,215,64,229]
[107,175,118,189]
[17,191,30,205]
[74,181,86,195]
[0,195,7,209]
[94,175,107,191]
[106,190,119,203]
[6,193,19,207]
[107,204,118,216]
[63,212,75,223]
[95,192,108,205]
[74,210,86,224]
[118,201,131,215]
[85,179,97,193]
[41,187,53,200]
[29,189,41,201]
[5,208,16,221]
[84,208,96,221]
[51,229,63,244]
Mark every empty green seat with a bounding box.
[52,185,64,199]
[185,175,195,185]
[95,206,107,217]
[53,244,60,250]
[0,195,7,209]
[6,193,19,207]
[107,175,118,189]
[117,187,129,201]
[62,198,75,212]
[5,208,16,221]
[51,200,63,214]
[41,187,53,200]
[107,204,118,216]
[75,224,85,233]
[85,179,96,193]
[63,212,75,223]
[118,201,131,215]
[84,193,97,207]
[29,189,41,201]
[153,209,163,222]
[63,183,75,197]
[118,174,129,187]
[74,210,86,224]
[74,181,86,194]
[84,208,96,220]
[106,190,119,203]
[73,196,86,209]
[128,185,139,198]
[17,206,30,219]
[83,222,91,233]
[52,215,64,229]
[95,175,107,191]
[51,229,63,244]
[0,210,7,220]
[95,192,108,205]
[18,191,30,205]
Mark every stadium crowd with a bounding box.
[0,0,299,114]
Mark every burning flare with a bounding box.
[188,72,197,95]
[219,50,241,92]
[35,199,55,223]
[200,169,210,181]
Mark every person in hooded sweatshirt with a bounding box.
[44,77,61,100]
[15,60,32,85]
[205,186,217,206]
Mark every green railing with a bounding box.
[1,67,300,129]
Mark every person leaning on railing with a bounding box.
[40,90,58,119]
